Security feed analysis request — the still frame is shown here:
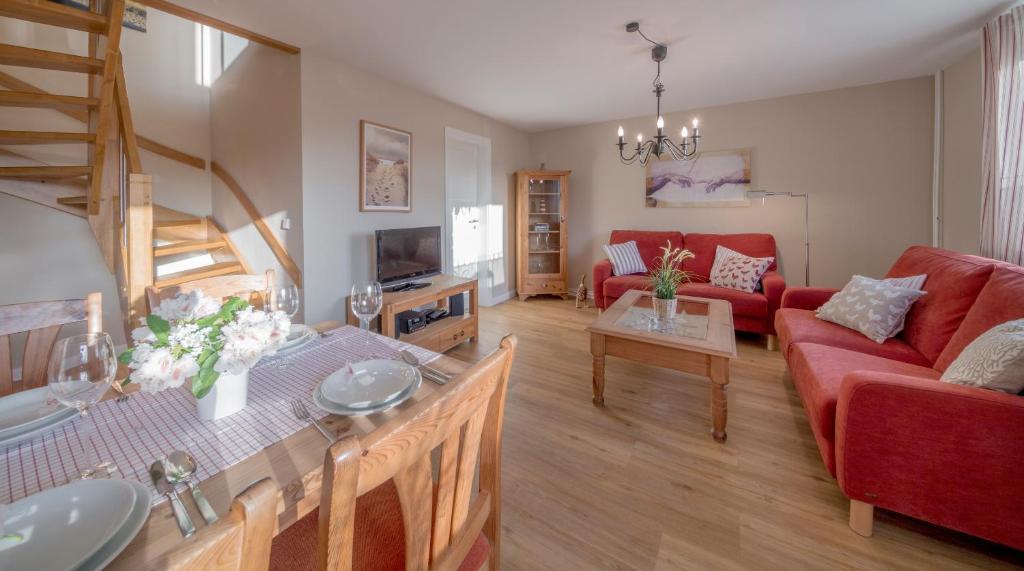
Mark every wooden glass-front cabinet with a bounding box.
[516,170,570,301]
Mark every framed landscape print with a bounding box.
[645,148,752,207]
[360,120,412,212]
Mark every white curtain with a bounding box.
[980,6,1024,265]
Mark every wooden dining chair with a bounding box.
[146,269,276,313]
[270,335,517,571]
[156,477,278,571]
[0,292,102,397]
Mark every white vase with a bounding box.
[195,370,249,421]
[652,297,677,324]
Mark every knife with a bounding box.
[150,460,197,538]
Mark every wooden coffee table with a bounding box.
[586,289,737,441]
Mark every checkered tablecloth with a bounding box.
[0,326,440,506]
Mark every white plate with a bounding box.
[0,387,72,440]
[276,324,317,355]
[0,408,78,449]
[76,480,153,571]
[0,479,137,571]
[313,366,422,417]
[320,360,418,408]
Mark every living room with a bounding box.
[0,0,1021,570]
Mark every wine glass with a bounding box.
[350,281,383,359]
[270,285,301,369]
[47,332,118,479]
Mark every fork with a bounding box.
[290,399,335,443]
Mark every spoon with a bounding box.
[163,450,219,524]
[399,350,450,385]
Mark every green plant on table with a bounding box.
[649,240,695,300]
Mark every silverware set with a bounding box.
[149,449,217,537]
[399,349,452,385]
[291,399,336,442]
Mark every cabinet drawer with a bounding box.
[437,321,475,352]
[523,278,565,293]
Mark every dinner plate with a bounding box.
[313,364,422,417]
[276,324,317,355]
[0,387,73,440]
[320,360,419,408]
[0,479,137,571]
[0,408,78,449]
[76,479,153,571]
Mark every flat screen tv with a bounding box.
[375,226,442,286]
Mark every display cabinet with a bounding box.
[515,170,570,301]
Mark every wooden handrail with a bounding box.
[114,57,142,173]
[124,174,154,325]
[211,161,303,288]
[134,0,300,54]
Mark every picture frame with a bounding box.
[360,120,413,212]
[645,148,752,208]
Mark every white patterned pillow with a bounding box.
[709,245,774,293]
[816,275,926,343]
[941,319,1024,394]
[881,274,927,336]
[603,241,647,276]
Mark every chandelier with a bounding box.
[617,22,701,166]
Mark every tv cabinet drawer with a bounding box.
[436,318,476,352]
[523,278,565,293]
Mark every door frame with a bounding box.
[443,127,493,304]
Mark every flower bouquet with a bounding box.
[118,291,290,420]
[649,241,695,323]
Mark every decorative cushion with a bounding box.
[881,274,927,336]
[816,275,926,343]
[603,240,647,276]
[709,245,774,293]
[941,319,1024,394]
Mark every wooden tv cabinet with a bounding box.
[346,275,478,353]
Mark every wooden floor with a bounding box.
[449,297,1024,571]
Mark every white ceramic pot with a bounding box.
[195,370,249,421]
[652,297,677,323]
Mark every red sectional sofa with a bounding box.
[593,230,785,337]
[776,245,1024,549]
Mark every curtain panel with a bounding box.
[980,6,1024,265]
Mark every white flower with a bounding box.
[168,323,209,357]
[131,326,156,343]
[153,290,220,322]
[215,308,291,374]
[128,347,198,393]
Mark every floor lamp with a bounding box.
[746,190,810,286]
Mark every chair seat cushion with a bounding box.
[270,479,490,570]
[776,308,932,367]
[788,342,940,475]
[677,282,769,318]
[602,275,650,300]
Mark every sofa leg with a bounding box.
[849,499,874,537]
[766,334,779,351]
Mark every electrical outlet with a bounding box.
[281,218,291,230]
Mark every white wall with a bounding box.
[940,48,982,254]
[300,50,530,325]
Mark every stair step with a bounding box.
[0,44,103,73]
[0,91,99,111]
[0,166,91,179]
[154,239,227,257]
[0,0,109,34]
[0,130,95,145]
[56,195,87,207]
[155,262,244,289]
[153,218,204,229]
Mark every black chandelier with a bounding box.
[617,22,701,166]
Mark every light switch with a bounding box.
[281,218,291,230]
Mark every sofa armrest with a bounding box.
[836,372,1024,547]
[761,271,786,334]
[780,287,839,311]
[593,259,614,309]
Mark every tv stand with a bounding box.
[384,281,431,293]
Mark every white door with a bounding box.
[444,128,497,306]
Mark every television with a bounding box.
[375,226,443,287]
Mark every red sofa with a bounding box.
[593,230,785,338]
[776,246,1024,549]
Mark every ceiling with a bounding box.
[176,0,1009,133]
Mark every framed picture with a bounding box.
[645,148,752,207]
[360,120,412,212]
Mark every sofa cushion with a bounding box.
[609,230,684,270]
[709,245,775,293]
[941,319,1024,394]
[682,233,778,281]
[789,342,940,474]
[603,240,647,276]
[776,308,932,367]
[935,265,1024,371]
[815,275,927,343]
[885,246,995,364]
[678,283,769,318]
[602,275,651,300]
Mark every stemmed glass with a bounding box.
[350,281,383,360]
[270,285,301,369]
[47,332,118,479]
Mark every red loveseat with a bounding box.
[776,246,1024,550]
[593,230,785,342]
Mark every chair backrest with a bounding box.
[318,335,517,571]
[0,292,102,396]
[146,270,275,313]
[160,478,278,571]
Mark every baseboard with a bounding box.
[488,289,517,306]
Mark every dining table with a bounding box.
[0,325,466,570]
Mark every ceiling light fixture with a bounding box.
[616,22,701,166]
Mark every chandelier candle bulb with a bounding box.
[682,126,689,138]
[657,116,664,131]
[617,126,624,142]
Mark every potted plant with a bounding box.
[649,240,695,323]
[118,291,290,420]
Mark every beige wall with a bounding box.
[528,77,936,289]
[300,51,530,324]
[210,44,303,308]
[940,48,983,254]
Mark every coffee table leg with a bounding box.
[709,356,729,442]
[591,333,605,406]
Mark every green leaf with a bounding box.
[146,314,170,344]
[191,355,220,399]
[118,349,134,364]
